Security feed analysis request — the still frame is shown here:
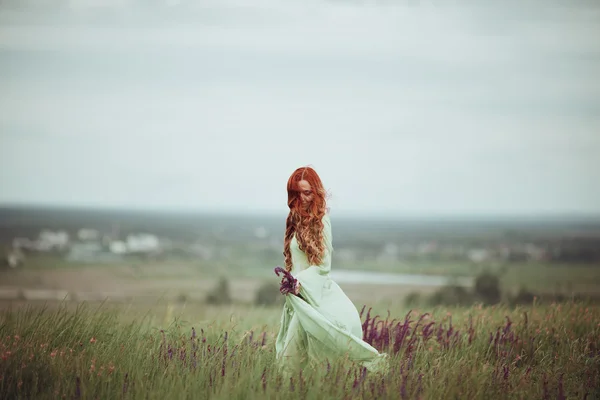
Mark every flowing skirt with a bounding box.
[275,271,388,374]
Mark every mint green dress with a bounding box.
[275,214,388,374]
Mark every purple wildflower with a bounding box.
[261,368,267,392]
[274,266,298,295]
[352,367,367,391]
[468,315,475,345]
[393,313,412,354]
[416,373,424,397]
[221,334,228,377]
[190,328,198,368]
[180,347,186,363]
[503,316,512,335]
[446,316,454,341]
[399,370,408,399]
[422,322,435,342]
[361,307,372,336]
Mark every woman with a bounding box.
[275,166,388,375]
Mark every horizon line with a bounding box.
[1,202,600,221]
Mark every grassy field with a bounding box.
[1,299,599,399]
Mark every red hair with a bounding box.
[283,166,329,272]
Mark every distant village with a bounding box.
[4,223,598,269]
[3,224,276,269]
[4,227,211,268]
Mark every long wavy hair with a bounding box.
[283,166,329,272]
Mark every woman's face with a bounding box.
[298,180,314,207]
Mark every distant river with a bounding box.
[329,270,473,287]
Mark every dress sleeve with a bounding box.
[318,214,332,274]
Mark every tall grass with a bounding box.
[1,300,599,399]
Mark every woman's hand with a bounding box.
[293,281,302,295]
[279,277,301,296]
[274,266,301,296]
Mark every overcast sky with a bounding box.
[0,0,599,217]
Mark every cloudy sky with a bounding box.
[0,0,599,217]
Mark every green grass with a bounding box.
[338,260,479,276]
[500,263,600,294]
[1,300,599,399]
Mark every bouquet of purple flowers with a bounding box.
[274,266,300,295]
